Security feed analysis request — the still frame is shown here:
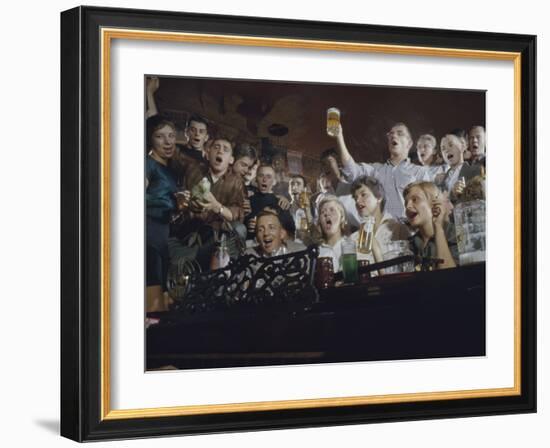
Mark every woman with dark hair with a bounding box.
[145,116,178,311]
[349,176,410,266]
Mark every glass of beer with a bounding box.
[299,191,310,208]
[341,237,358,284]
[357,216,375,254]
[326,107,341,137]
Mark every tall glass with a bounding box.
[298,191,310,209]
[454,200,486,265]
[341,237,358,284]
[383,240,414,274]
[326,107,341,137]
[357,216,375,254]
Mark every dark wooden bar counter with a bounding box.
[146,263,485,370]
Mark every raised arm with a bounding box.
[432,198,456,269]
[145,76,159,119]
[328,122,374,182]
[329,123,353,166]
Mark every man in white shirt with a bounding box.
[245,210,306,259]
[328,120,430,219]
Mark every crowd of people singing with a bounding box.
[145,85,487,311]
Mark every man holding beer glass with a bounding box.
[326,108,429,220]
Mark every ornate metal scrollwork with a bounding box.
[172,245,319,313]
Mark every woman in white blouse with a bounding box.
[350,176,411,266]
[316,196,348,272]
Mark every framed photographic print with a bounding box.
[60,5,536,442]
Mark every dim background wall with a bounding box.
[153,75,485,181]
[0,1,546,447]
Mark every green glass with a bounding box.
[342,253,358,283]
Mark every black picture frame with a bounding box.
[61,5,536,442]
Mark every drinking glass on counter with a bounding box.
[341,237,358,284]
[357,216,375,254]
[454,200,486,265]
[383,240,414,274]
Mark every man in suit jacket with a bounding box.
[468,125,487,168]
[437,129,483,202]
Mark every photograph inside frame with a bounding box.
[144,75,487,371]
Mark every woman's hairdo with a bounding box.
[146,115,176,146]
[402,181,441,203]
[233,143,258,162]
[417,134,437,147]
[317,195,347,233]
[350,176,386,212]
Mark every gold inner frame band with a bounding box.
[100,28,522,421]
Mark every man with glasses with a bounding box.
[328,121,430,219]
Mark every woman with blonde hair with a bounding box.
[403,181,457,269]
[316,195,349,272]
[416,133,447,179]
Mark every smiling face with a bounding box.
[319,199,345,240]
[468,126,486,159]
[186,120,209,150]
[441,134,466,168]
[232,156,255,180]
[256,166,276,193]
[150,124,176,161]
[207,139,234,175]
[256,213,285,255]
[404,185,433,230]
[386,124,413,160]
[416,136,436,166]
[353,185,381,218]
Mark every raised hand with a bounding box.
[146,76,160,95]
[452,177,466,197]
[247,216,257,234]
[431,196,445,229]
[327,123,342,139]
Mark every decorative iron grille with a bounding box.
[171,245,319,313]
